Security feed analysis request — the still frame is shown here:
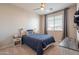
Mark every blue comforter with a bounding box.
[22,34,55,55]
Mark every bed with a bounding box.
[21,34,55,55]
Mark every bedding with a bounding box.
[21,34,55,55]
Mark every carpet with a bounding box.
[0,52,14,55]
[59,37,79,51]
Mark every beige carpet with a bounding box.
[59,37,79,51]
[0,44,79,55]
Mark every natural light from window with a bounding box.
[47,15,63,31]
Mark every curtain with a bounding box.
[62,8,68,39]
[44,15,47,34]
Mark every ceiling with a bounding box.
[12,3,75,15]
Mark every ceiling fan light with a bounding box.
[40,3,45,10]
[41,7,44,10]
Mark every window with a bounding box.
[47,15,63,31]
[47,17,54,30]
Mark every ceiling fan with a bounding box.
[34,3,46,11]
[34,3,53,14]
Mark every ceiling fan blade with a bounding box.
[34,8,40,11]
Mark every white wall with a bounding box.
[0,4,40,48]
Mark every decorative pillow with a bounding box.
[26,29,34,35]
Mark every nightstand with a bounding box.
[13,38,21,46]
